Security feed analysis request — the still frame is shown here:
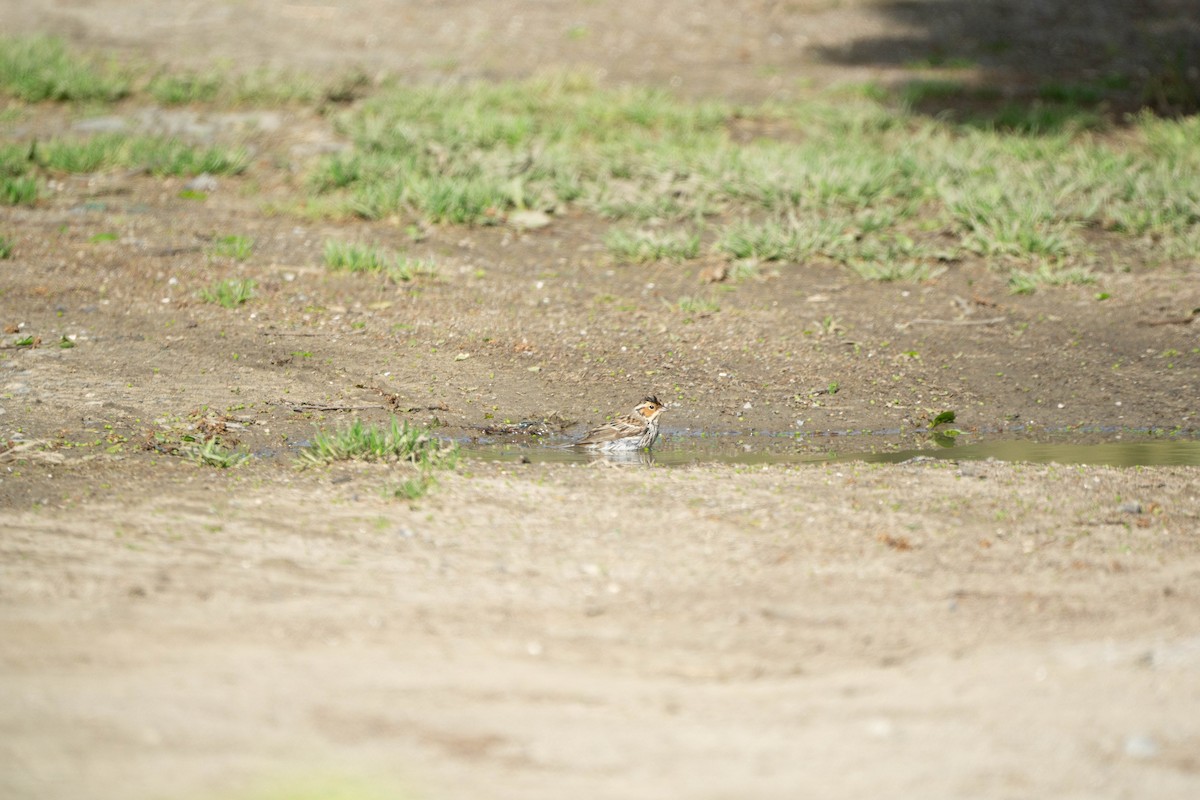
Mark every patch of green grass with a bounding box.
[0,36,132,103]
[1,36,338,109]
[715,216,848,262]
[1,176,39,205]
[298,417,458,469]
[391,473,436,501]
[1007,264,1097,295]
[186,438,250,468]
[387,255,438,283]
[229,68,322,106]
[323,240,390,272]
[297,70,1200,284]
[123,137,249,176]
[981,103,1107,135]
[403,174,518,225]
[674,295,720,315]
[1037,81,1105,106]
[324,239,437,281]
[0,235,12,259]
[848,259,943,283]
[945,183,1077,259]
[3,37,1180,290]
[89,232,119,243]
[596,193,688,221]
[316,73,728,226]
[905,54,977,70]
[147,70,224,105]
[31,134,248,176]
[198,278,256,308]
[898,79,977,107]
[605,227,701,262]
[210,235,254,261]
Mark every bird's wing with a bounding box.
[576,414,646,445]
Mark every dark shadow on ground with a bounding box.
[816,0,1200,129]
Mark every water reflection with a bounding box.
[464,435,1200,468]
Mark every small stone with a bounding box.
[1118,501,1142,514]
[508,209,551,230]
[1124,734,1160,759]
[865,718,896,739]
[184,173,219,193]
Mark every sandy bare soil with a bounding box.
[2,2,1199,799]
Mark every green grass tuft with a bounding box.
[198,278,256,308]
[0,36,132,103]
[387,255,438,283]
[186,438,250,468]
[605,227,701,262]
[210,235,255,261]
[1,175,38,205]
[674,295,720,314]
[324,239,437,281]
[1007,264,1097,295]
[30,134,248,176]
[324,240,390,272]
[147,70,225,105]
[0,235,12,259]
[298,417,458,469]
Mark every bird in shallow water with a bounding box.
[574,395,667,451]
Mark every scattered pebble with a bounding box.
[184,173,219,193]
[1118,501,1142,514]
[865,718,896,739]
[1123,734,1160,760]
[509,209,551,230]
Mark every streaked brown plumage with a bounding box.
[575,396,666,451]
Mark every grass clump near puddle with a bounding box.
[186,437,250,468]
[299,417,458,499]
[300,417,457,467]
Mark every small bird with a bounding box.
[575,395,667,451]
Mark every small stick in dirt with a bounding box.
[896,317,1007,329]
[1137,309,1199,327]
[149,246,203,257]
[270,401,388,413]
[259,329,368,336]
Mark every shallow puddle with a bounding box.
[463,431,1200,468]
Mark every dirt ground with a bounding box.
[2,2,1200,799]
